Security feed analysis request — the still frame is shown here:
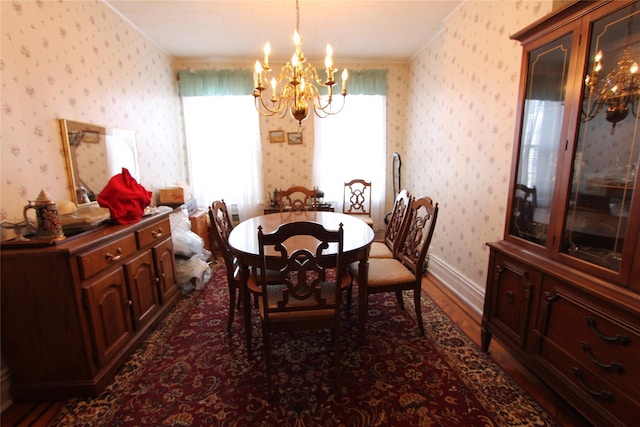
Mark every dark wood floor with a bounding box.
[1,273,592,426]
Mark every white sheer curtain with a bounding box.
[182,96,263,220]
[519,99,563,208]
[313,95,386,230]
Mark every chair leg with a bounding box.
[345,284,352,313]
[395,290,405,310]
[227,286,237,333]
[263,325,273,398]
[414,288,425,336]
[334,325,341,392]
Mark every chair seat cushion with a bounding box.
[369,241,393,258]
[366,258,414,286]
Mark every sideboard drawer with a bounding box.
[78,234,137,279]
[538,335,639,427]
[136,217,171,248]
[537,277,639,425]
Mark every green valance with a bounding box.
[178,69,254,96]
[177,68,387,97]
[338,69,388,95]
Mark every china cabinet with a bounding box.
[0,212,179,401]
[482,2,640,426]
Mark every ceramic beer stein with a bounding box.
[23,189,65,240]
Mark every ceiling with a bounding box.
[104,1,463,63]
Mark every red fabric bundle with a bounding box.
[98,168,151,224]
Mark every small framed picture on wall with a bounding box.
[287,132,302,145]
[269,130,285,143]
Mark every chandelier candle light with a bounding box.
[253,0,347,127]
[582,11,640,134]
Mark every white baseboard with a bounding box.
[427,254,485,317]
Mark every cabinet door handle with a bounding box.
[505,290,515,303]
[573,367,613,402]
[105,247,123,262]
[585,317,630,345]
[151,227,163,239]
[580,341,625,373]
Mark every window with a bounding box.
[182,96,263,220]
[313,94,387,229]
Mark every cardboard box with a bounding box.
[159,187,185,204]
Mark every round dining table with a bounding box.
[228,210,374,356]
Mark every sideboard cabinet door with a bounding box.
[154,238,179,304]
[482,249,540,354]
[124,250,160,330]
[83,268,134,368]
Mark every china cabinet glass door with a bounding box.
[509,33,573,246]
[561,3,640,273]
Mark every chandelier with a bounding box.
[582,15,639,134]
[253,0,348,126]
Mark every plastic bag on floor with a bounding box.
[170,209,204,257]
[169,208,212,293]
[175,254,210,293]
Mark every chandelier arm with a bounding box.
[313,94,347,119]
[581,97,605,122]
[255,93,287,117]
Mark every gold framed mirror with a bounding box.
[59,119,140,206]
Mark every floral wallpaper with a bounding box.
[1,0,187,224]
[405,0,552,310]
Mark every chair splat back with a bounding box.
[384,189,413,256]
[398,196,439,275]
[209,199,234,268]
[278,186,317,212]
[343,179,372,215]
[258,222,344,313]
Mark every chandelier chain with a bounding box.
[296,0,300,35]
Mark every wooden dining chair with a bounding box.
[342,179,374,228]
[369,189,413,259]
[278,186,317,212]
[209,200,242,333]
[257,221,345,396]
[355,196,438,337]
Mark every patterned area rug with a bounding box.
[52,263,557,426]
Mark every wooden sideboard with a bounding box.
[0,211,179,401]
